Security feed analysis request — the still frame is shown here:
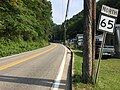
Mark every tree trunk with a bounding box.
[92,0,96,83]
[82,0,93,83]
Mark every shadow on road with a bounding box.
[0,75,66,89]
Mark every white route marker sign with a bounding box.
[98,5,119,33]
[101,5,118,17]
[99,15,116,33]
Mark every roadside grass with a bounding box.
[0,40,49,58]
[74,52,120,90]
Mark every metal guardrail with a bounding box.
[66,46,74,90]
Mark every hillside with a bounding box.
[0,0,52,57]
[52,0,120,40]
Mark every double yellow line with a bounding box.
[0,45,57,71]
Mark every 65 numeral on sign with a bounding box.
[100,19,114,29]
[98,15,115,33]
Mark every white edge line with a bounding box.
[51,45,67,90]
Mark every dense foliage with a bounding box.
[51,24,63,42]
[65,11,84,39]
[52,0,120,40]
[0,0,52,57]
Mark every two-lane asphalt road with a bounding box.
[0,43,70,90]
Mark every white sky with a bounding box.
[49,0,99,25]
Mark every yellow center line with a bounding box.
[0,45,57,71]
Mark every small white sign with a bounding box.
[98,15,116,33]
[101,5,118,17]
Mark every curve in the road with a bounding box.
[0,45,57,71]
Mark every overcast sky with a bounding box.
[49,0,99,25]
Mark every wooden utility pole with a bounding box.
[64,22,67,45]
[64,0,70,45]
[92,0,96,83]
[82,0,93,83]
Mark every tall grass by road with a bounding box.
[0,40,48,58]
[74,52,120,90]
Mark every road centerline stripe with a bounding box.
[0,45,57,71]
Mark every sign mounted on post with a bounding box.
[98,5,119,33]
[95,5,119,84]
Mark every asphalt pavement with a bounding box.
[0,43,71,90]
